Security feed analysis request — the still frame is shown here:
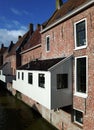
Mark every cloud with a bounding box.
[12,20,20,26]
[11,8,21,15]
[10,8,30,16]
[23,10,30,15]
[1,19,27,31]
[0,28,27,46]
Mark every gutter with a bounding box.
[41,0,94,33]
[20,44,41,54]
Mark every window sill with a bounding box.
[74,121,83,128]
[74,45,87,51]
[74,92,87,98]
[46,50,50,53]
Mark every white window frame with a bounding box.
[38,73,45,88]
[74,56,88,98]
[74,108,83,126]
[46,35,50,52]
[74,18,87,50]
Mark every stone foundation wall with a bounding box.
[12,90,82,130]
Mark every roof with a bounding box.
[7,41,15,53]
[21,26,41,53]
[0,62,8,69]
[0,47,7,55]
[42,0,91,28]
[18,57,65,71]
[6,32,29,57]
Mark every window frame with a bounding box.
[28,73,33,85]
[74,109,83,126]
[74,56,88,98]
[38,73,45,88]
[46,35,50,52]
[74,18,87,50]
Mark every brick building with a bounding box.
[0,0,94,130]
[0,44,7,66]
[20,24,42,65]
[0,24,34,89]
[40,0,94,129]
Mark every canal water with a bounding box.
[0,85,58,130]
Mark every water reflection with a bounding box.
[0,85,58,130]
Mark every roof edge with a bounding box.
[20,44,41,54]
[48,55,73,71]
[41,0,94,33]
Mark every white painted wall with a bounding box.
[0,70,6,82]
[13,57,73,110]
[13,70,51,109]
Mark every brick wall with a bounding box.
[73,6,94,130]
[41,19,74,59]
[21,46,42,65]
[5,55,16,75]
[41,5,94,130]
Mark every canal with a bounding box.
[0,84,58,130]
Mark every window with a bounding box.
[22,72,24,80]
[57,74,68,89]
[46,36,50,51]
[18,72,20,79]
[75,57,87,94]
[28,73,33,84]
[74,109,83,125]
[75,19,87,49]
[39,74,45,88]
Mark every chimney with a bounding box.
[56,0,63,10]
[36,24,41,30]
[10,41,14,44]
[29,23,33,34]
[18,35,22,40]
[1,44,4,49]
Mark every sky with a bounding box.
[0,0,67,47]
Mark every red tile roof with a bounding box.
[0,47,7,54]
[43,0,90,28]
[21,26,41,52]
[6,32,29,57]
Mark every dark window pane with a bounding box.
[28,73,33,84]
[22,72,24,80]
[74,110,83,124]
[18,72,20,79]
[39,74,45,88]
[57,74,68,89]
[76,20,86,47]
[76,57,86,93]
[46,37,50,51]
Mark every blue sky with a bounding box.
[0,0,67,46]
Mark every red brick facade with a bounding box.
[41,20,74,59]
[0,0,94,130]
[41,4,94,130]
[21,46,42,65]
